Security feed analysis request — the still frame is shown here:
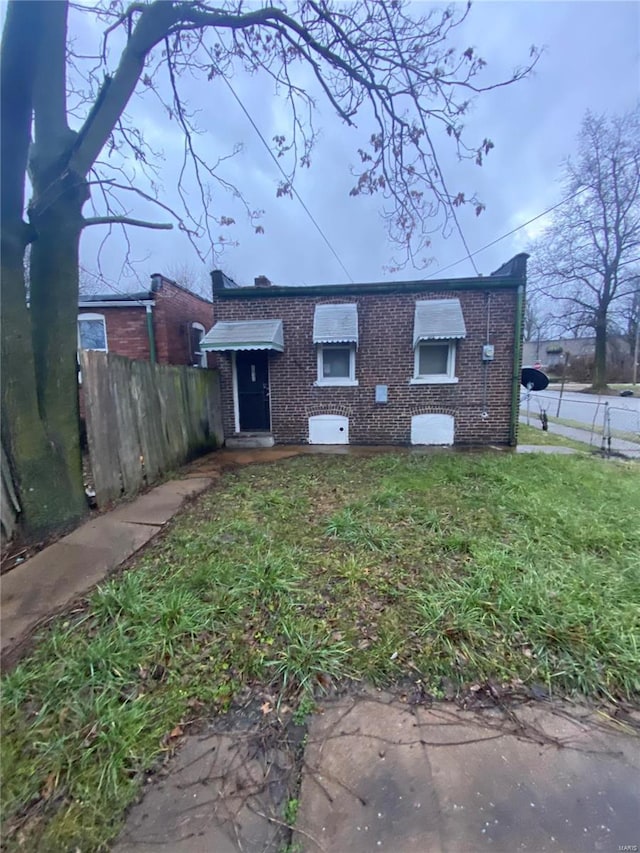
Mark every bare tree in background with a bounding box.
[164,262,214,300]
[529,107,640,390]
[1,0,538,537]
[523,296,554,343]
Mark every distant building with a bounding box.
[523,335,633,380]
[78,274,215,368]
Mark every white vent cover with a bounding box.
[308,415,349,444]
[410,414,454,445]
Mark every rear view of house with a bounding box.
[202,255,528,447]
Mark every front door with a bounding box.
[236,351,271,431]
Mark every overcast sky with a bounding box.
[70,1,640,294]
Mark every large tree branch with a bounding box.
[72,1,181,174]
[82,215,172,230]
[72,3,319,176]
[32,0,70,146]
[1,1,41,231]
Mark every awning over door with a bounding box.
[413,299,466,347]
[313,304,359,345]
[201,319,284,351]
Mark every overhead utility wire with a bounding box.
[219,74,355,283]
[426,186,590,279]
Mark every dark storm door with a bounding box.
[236,350,271,431]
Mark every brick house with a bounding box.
[78,274,215,368]
[201,254,528,447]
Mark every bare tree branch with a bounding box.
[82,215,172,229]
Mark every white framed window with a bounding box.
[190,322,207,367]
[316,344,358,386]
[78,313,108,351]
[411,340,458,384]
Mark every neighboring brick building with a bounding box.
[78,274,215,368]
[202,255,528,447]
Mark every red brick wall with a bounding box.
[100,307,150,361]
[153,279,216,368]
[213,287,519,446]
[78,280,216,367]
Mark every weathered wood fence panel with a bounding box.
[81,351,223,508]
[131,360,166,484]
[81,352,123,506]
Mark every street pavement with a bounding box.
[521,389,640,437]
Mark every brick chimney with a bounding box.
[254,275,272,287]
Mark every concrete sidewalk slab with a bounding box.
[295,696,640,853]
[113,708,296,853]
[108,478,213,526]
[1,476,212,666]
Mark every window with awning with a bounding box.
[313,304,358,345]
[412,299,466,384]
[313,304,359,386]
[412,299,466,347]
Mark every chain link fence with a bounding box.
[520,389,640,458]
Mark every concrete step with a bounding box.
[225,433,275,449]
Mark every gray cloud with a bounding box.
[76,1,639,293]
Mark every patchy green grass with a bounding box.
[518,423,591,451]
[2,452,639,851]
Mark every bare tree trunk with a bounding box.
[29,193,88,522]
[1,1,86,538]
[592,311,608,390]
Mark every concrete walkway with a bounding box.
[295,695,640,853]
[0,477,213,668]
[113,691,640,853]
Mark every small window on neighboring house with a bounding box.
[190,322,206,367]
[78,313,108,351]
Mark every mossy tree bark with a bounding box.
[1,1,85,537]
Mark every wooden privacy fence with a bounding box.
[81,351,224,507]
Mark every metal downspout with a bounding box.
[510,284,524,446]
[146,304,157,364]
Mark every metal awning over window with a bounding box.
[413,299,466,347]
[313,304,359,345]
[201,319,284,351]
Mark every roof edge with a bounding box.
[216,276,520,300]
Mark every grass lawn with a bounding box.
[517,423,591,451]
[2,452,639,851]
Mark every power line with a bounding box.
[426,186,590,279]
[219,74,355,284]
